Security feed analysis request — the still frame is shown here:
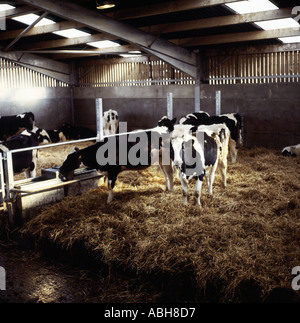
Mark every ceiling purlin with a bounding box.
[2,0,299,63]
[19,0,198,77]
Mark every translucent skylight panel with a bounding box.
[279,36,300,44]
[225,0,278,14]
[255,18,300,30]
[12,13,55,26]
[87,40,121,48]
[120,51,142,57]
[53,28,91,38]
[0,4,16,12]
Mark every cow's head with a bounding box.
[59,147,81,181]
[170,136,186,169]
[234,113,243,147]
[17,112,35,131]
[157,116,176,132]
[171,132,205,178]
[103,110,119,135]
[282,147,296,157]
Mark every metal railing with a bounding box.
[0,98,105,225]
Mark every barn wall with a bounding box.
[73,85,194,131]
[0,87,72,130]
[73,83,300,149]
[200,83,300,149]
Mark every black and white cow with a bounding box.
[103,109,119,136]
[59,127,173,203]
[34,127,66,143]
[0,130,39,178]
[196,123,230,189]
[157,116,177,132]
[0,112,35,141]
[221,113,243,158]
[170,125,219,206]
[180,113,242,163]
[179,111,210,125]
[59,123,96,140]
[158,116,229,191]
[282,144,300,157]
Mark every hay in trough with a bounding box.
[19,147,300,302]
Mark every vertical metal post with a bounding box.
[194,81,200,112]
[0,153,4,205]
[194,50,205,113]
[70,86,75,126]
[216,90,221,116]
[0,10,6,31]
[167,92,173,120]
[96,98,103,142]
[3,151,15,225]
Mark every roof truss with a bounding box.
[0,0,298,83]
[19,0,198,77]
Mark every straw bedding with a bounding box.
[17,144,300,302]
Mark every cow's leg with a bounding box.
[206,168,211,194]
[228,138,237,163]
[178,172,189,205]
[154,147,174,192]
[107,171,118,203]
[219,159,227,188]
[219,144,228,188]
[208,161,218,195]
[160,164,174,192]
[165,164,174,191]
[205,166,215,195]
[194,174,204,206]
[24,169,30,179]
[24,163,36,179]
[107,180,114,203]
[29,149,38,178]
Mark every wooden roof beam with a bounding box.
[5,5,39,18]
[106,0,242,20]
[4,11,48,51]
[21,33,119,50]
[171,27,300,46]
[27,7,293,50]
[142,7,294,35]
[0,48,70,83]
[21,45,139,58]
[20,0,197,78]
[0,20,84,40]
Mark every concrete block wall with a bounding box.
[73,85,195,132]
[200,83,300,149]
[0,87,72,130]
[73,83,300,149]
[1,84,298,149]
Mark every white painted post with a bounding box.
[0,153,4,204]
[167,92,173,119]
[195,82,200,112]
[3,151,15,225]
[96,98,103,142]
[0,266,5,291]
[216,90,221,116]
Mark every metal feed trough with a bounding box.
[0,99,105,226]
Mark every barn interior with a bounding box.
[1,0,299,147]
[0,0,300,304]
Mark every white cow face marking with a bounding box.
[171,137,184,168]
